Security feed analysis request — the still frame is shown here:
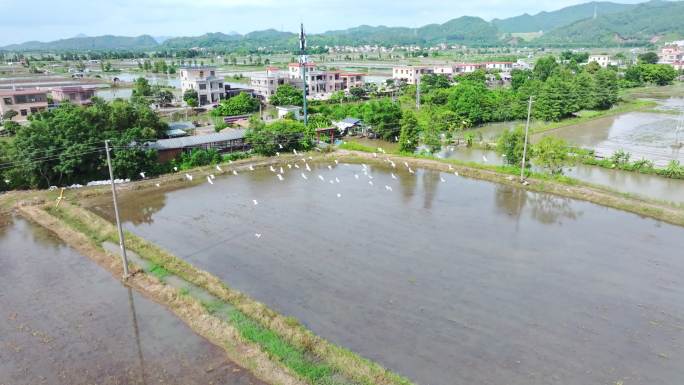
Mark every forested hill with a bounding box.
[1,35,158,51]
[2,1,683,51]
[539,0,684,46]
[492,1,635,33]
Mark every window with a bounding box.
[218,83,223,88]
[210,71,215,76]
[2,97,12,105]
[199,84,207,90]
[20,109,27,116]
[30,107,38,113]
[199,71,204,77]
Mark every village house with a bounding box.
[659,42,684,70]
[392,65,434,84]
[180,66,224,106]
[50,86,96,106]
[0,88,49,122]
[250,67,292,101]
[287,63,365,98]
[588,54,611,68]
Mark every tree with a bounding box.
[638,52,659,64]
[2,110,18,122]
[183,88,198,107]
[270,84,303,106]
[132,77,152,97]
[211,92,259,116]
[533,136,570,174]
[497,127,526,167]
[154,89,174,107]
[398,111,420,153]
[360,99,402,141]
[533,56,559,82]
[245,117,314,156]
[4,99,166,189]
[349,87,366,100]
[593,69,619,109]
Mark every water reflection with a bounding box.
[127,287,147,385]
[421,170,440,209]
[494,185,581,225]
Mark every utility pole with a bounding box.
[105,140,130,278]
[299,23,308,126]
[520,96,533,182]
[415,72,421,109]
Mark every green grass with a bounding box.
[149,263,171,280]
[228,309,343,385]
[338,141,378,153]
[201,299,226,315]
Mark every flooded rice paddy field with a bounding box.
[0,216,266,385]
[538,112,683,167]
[92,161,684,385]
[439,147,684,204]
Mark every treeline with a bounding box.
[0,99,167,190]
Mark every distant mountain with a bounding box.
[2,1,683,51]
[492,1,636,33]
[314,16,499,46]
[2,34,159,51]
[153,36,174,44]
[539,0,684,46]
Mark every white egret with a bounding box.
[329,180,334,184]
[318,175,325,181]
[327,165,332,170]
[301,173,308,180]
[404,161,409,168]
[293,149,298,155]
[391,173,397,179]
[308,156,313,160]
[368,180,374,186]
[448,165,454,171]
[232,170,238,176]
[249,165,254,171]
[155,183,160,188]
[276,152,280,157]
[269,165,276,172]
[173,166,178,172]
[372,152,377,158]
[252,199,259,205]
[288,164,292,169]
[277,174,284,181]
[408,168,414,174]
[294,164,300,169]
[354,174,359,179]
[334,159,339,165]
[139,172,146,179]
[207,176,214,185]
[305,164,311,172]
[255,233,262,238]
[216,165,222,172]
[335,177,340,183]
[185,173,193,181]
[336,193,342,198]
[279,167,284,174]
[482,155,488,162]
[278,143,283,149]
[210,174,215,179]
[454,171,459,176]
[385,185,392,191]
[440,177,446,183]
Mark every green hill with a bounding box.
[540,0,684,46]
[493,1,635,33]
[2,35,159,51]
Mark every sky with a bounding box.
[0,0,645,46]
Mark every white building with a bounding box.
[392,65,434,84]
[180,66,224,106]
[588,55,611,68]
[250,67,292,101]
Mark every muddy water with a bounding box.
[92,163,684,385]
[0,216,266,385]
[537,111,684,167]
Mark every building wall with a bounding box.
[180,67,224,106]
[0,91,48,122]
[51,87,95,106]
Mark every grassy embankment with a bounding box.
[14,163,413,385]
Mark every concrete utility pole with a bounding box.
[299,23,308,126]
[105,140,130,278]
[520,96,534,182]
[415,72,421,109]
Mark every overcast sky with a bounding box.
[0,0,645,46]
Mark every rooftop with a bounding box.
[147,129,246,151]
[0,88,48,96]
